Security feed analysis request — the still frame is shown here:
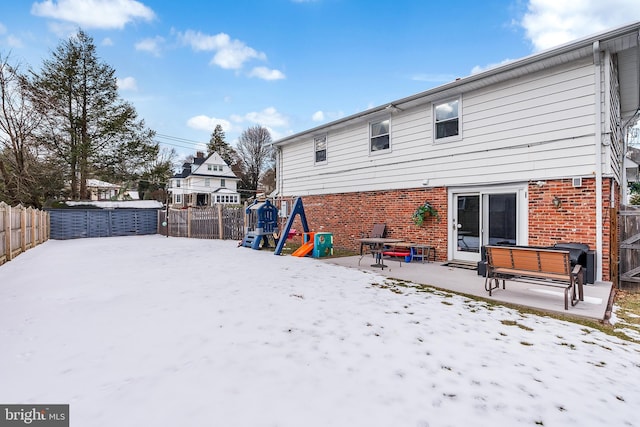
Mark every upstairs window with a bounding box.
[370,118,390,152]
[175,179,181,188]
[314,134,327,164]
[434,98,460,140]
[220,179,226,187]
[204,178,210,187]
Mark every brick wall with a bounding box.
[276,177,616,281]
[277,188,448,259]
[528,177,614,280]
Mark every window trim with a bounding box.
[369,116,391,154]
[314,134,327,165]
[433,96,462,143]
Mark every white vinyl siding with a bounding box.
[277,58,598,196]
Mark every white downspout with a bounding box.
[594,41,604,282]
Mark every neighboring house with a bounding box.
[272,22,640,283]
[86,179,121,201]
[169,151,241,207]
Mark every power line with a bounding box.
[154,133,208,151]
[156,133,207,145]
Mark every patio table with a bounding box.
[357,238,404,269]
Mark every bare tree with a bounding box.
[0,53,51,206]
[236,125,273,194]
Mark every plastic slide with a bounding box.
[291,241,314,257]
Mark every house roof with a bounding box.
[86,178,120,188]
[172,151,240,180]
[273,21,640,147]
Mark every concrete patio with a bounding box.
[324,255,614,322]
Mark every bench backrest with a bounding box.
[486,246,571,275]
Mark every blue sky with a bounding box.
[1,0,640,158]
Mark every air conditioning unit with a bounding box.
[572,177,583,188]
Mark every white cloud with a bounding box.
[312,111,324,122]
[266,126,290,142]
[233,107,288,128]
[186,115,232,133]
[520,0,640,51]
[116,76,137,91]
[177,29,267,70]
[470,58,515,75]
[101,37,113,46]
[135,36,164,57]
[176,30,230,51]
[248,66,286,81]
[0,23,22,48]
[311,110,344,123]
[6,35,24,49]
[31,0,156,30]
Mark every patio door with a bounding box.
[450,186,526,263]
[453,194,480,262]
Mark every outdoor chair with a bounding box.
[360,223,386,256]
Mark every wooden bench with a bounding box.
[484,245,584,310]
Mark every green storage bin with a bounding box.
[313,232,333,258]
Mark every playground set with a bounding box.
[240,197,333,258]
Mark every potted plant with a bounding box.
[412,201,439,226]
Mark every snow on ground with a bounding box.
[1,235,639,427]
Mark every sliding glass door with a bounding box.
[450,186,525,263]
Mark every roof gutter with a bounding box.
[273,22,640,147]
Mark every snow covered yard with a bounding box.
[0,235,639,427]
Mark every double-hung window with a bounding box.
[370,118,390,152]
[220,179,226,187]
[314,134,327,164]
[434,98,460,140]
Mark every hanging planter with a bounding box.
[412,201,439,226]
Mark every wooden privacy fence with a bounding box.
[158,205,245,240]
[619,206,640,289]
[0,202,50,266]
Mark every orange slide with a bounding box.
[292,241,314,257]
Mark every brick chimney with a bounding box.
[196,151,204,158]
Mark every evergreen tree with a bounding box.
[26,29,156,200]
[207,124,237,167]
